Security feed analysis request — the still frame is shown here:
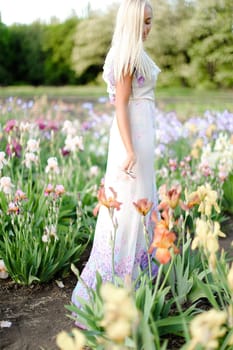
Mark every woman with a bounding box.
[72,0,160,310]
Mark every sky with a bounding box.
[0,0,120,25]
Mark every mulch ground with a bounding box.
[0,215,233,350]
[0,275,76,350]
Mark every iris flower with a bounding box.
[93,185,122,216]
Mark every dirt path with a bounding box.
[0,275,76,350]
[0,216,233,350]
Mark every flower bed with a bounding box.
[0,96,233,349]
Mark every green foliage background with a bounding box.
[0,0,232,88]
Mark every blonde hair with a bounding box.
[111,0,153,81]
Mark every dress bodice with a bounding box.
[102,47,161,103]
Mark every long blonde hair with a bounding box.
[111,0,153,81]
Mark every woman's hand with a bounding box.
[123,152,136,178]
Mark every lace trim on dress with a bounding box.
[102,47,161,103]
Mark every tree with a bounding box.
[9,23,45,85]
[71,7,117,83]
[42,16,79,85]
[1,0,232,88]
[186,0,233,88]
[147,0,195,87]
[0,22,12,85]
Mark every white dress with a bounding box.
[72,48,161,307]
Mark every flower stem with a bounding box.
[142,216,152,280]
[109,208,117,284]
[152,264,163,300]
[158,254,175,292]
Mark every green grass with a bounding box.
[0,85,107,98]
[155,86,233,121]
[0,85,232,121]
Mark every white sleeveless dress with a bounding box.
[72,48,161,307]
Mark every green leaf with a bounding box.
[188,275,219,308]
[140,317,156,350]
[220,328,233,350]
[222,173,233,214]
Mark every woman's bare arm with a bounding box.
[115,73,136,173]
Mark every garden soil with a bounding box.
[1,216,233,350]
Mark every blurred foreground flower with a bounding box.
[187,309,227,350]
[100,282,139,343]
[56,328,86,350]
[93,185,122,216]
[0,259,9,279]
[227,263,233,292]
